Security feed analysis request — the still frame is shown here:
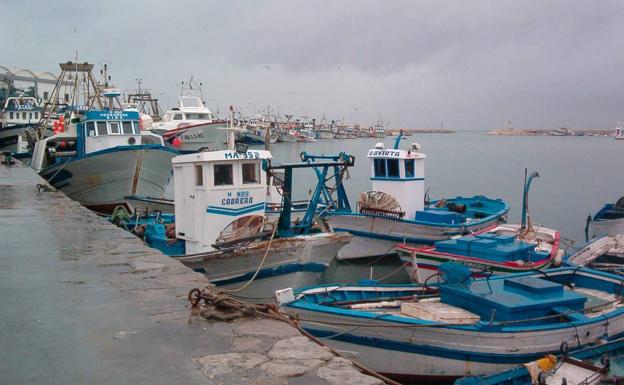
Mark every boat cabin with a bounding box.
[367,141,426,218]
[172,148,272,254]
[1,96,41,127]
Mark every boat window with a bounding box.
[186,113,210,120]
[374,159,386,177]
[242,162,260,184]
[405,159,414,178]
[34,112,39,119]
[173,114,183,120]
[29,112,33,120]
[9,112,13,119]
[180,97,202,108]
[122,121,134,134]
[214,164,233,186]
[195,164,203,186]
[22,112,27,120]
[387,159,399,178]
[96,121,108,136]
[109,122,120,134]
[86,121,96,136]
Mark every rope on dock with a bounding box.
[187,286,401,385]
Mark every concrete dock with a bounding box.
[0,161,384,385]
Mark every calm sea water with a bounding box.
[166,132,624,283]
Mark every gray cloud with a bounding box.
[2,0,623,130]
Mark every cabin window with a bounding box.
[122,121,134,134]
[109,122,120,134]
[9,112,13,119]
[242,162,260,184]
[96,121,108,136]
[173,114,183,120]
[64,93,70,102]
[374,159,386,177]
[387,159,399,178]
[34,112,39,119]
[29,112,33,120]
[43,91,49,100]
[195,164,203,186]
[405,159,414,178]
[86,122,96,136]
[214,164,233,186]
[22,112,27,120]
[186,113,210,120]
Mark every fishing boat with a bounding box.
[590,196,624,237]
[398,223,564,284]
[0,96,43,153]
[277,264,624,382]
[30,61,178,214]
[374,119,386,138]
[323,135,509,259]
[148,79,228,153]
[567,234,624,275]
[615,122,623,140]
[236,127,278,145]
[299,129,317,142]
[455,337,624,385]
[139,138,354,300]
[277,129,300,142]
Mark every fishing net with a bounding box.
[357,191,404,219]
[214,215,274,250]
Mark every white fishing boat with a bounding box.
[323,136,509,259]
[139,133,354,300]
[299,129,317,142]
[590,196,624,237]
[0,96,43,153]
[148,80,228,153]
[277,265,624,382]
[567,234,624,274]
[277,129,300,142]
[615,122,624,140]
[30,62,178,214]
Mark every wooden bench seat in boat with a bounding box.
[400,300,480,324]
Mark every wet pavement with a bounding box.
[0,161,383,385]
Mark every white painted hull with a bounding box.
[40,146,177,213]
[289,271,624,379]
[153,121,229,152]
[327,213,503,259]
[316,130,335,139]
[177,232,352,301]
[277,133,299,142]
[591,218,624,237]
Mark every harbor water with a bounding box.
[164,132,624,286]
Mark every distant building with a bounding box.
[0,66,73,107]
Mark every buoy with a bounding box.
[172,137,181,147]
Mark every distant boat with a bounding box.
[277,129,300,142]
[615,122,624,140]
[0,96,44,153]
[148,91,229,153]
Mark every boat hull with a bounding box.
[40,146,178,214]
[315,130,335,139]
[326,212,504,259]
[285,269,624,380]
[176,232,352,302]
[155,121,229,153]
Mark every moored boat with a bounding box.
[323,136,509,259]
[398,223,565,283]
[277,265,624,382]
[590,196,624,237]
[30,62,178,214]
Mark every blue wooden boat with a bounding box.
[323,135,509,259]
[455,337,624,385]
[276,264,624,382]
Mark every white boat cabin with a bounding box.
[172,148,272,254]
[157,96,214,129]
[31,109,164,172]
[367,142,426,218]
[1,96,42,127]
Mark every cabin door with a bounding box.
[173,165,196,240]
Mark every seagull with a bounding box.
[337,65,342,71]
[264,65,271,70]
[353,106,359,111]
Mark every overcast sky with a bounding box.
[2,0,623,130]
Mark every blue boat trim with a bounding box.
[303,328,624,365]
[331,227,456,244]
[369,177,425,181]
